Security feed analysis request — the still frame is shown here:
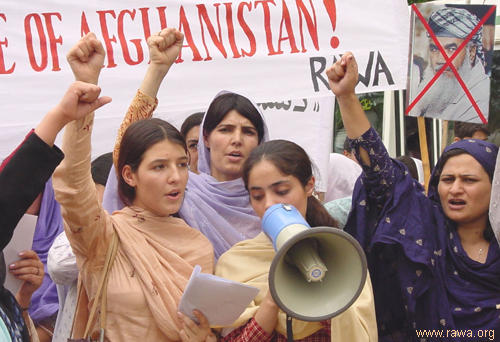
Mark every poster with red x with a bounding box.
[406,3,496,124]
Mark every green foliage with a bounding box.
[407,0,431,4]
[488,51,500,137]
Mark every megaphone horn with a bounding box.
[262,203,367,322]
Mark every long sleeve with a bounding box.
[112,90,158,167]
[0,130,63,251]
[348,127,400,209]
[344,127,444,338]
[52,113,113,262]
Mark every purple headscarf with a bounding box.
[103,91,269,259]
[428,138,498,201]
[29,178,63,322]
[345,129,499,340]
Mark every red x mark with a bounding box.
[406,4,495,124]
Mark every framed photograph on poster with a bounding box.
[406,3,496,124]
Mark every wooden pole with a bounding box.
[418,116,431,193]
[441,120,449,153]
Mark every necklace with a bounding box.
[477,243,489,261]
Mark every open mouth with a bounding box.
[227,151,243,161]
[448,199,466,209]
[166,191,181,200]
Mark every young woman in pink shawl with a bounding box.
[52,33,215,342]
[102,28,269,259]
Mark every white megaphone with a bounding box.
[263,203,367,322]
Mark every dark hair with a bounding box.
[180,112,204,139]
[117,118,187,206]
[395,155,419,181]
[91,152,113,186]
[343,137,353,153]
[432,148,494,241]
[203,93,265,143]
[453,122,489,139]
[243,140,339,228]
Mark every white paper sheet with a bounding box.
[179,265,259,326]
[4,214,37,293]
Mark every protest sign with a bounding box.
[406,3,496,123]
[0,0,410,184]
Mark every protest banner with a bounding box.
[406,3,496,124]
[0,0,410,187]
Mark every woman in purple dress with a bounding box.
[327,52,499,341]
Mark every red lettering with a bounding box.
[177,6,202,63]
[139,7,152,41]
[322,0,339,48]
[117,10,144,65]
[157,7,168,30]
[97,10,117,68]
[296,0,319,51]
[237,2,256,57]
[80,12,91,36]
[24,13,48,72]
[224,3,242,59]
[197,4,227,61]
[42,13,62,71]
[0,14,15,74]
[255,0,278,56]
[277,0,299,54]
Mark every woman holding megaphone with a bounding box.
[215,140,377,341]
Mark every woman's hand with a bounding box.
[325,52,371,141]
[10,250,44,309]
[35,81,111,146]
[139,28,184,98]
[254,290,279,334]
[178,310,214,342]
[148,28,184,72]
[53,81,112,123]
[67,32,106,85]
[326,52,359,99]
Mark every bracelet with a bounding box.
[20,305,30,312]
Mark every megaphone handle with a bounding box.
[286,314,294,342]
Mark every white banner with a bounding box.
[0,0,410,186]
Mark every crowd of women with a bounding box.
[0,28,498,342]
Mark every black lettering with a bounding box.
[293,98,307,112]
[358,51,374,87]
[309,56,329,92]
[373,51,394,86]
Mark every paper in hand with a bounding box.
[4,214,37,293]
[179,265,259,326]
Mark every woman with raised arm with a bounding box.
[103,28,268,259]
[215,139,377,341]
[0,80,110,342]
[52,33,214,341]
[327,53,499,341]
